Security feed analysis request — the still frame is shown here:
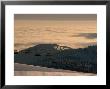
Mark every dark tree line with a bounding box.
[14,44,97,73]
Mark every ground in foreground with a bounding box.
[14,63,96,76]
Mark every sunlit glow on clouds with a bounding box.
[14,14,97,50]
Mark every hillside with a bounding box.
[14,44,97,73]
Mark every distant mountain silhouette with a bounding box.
[14,44,97,73]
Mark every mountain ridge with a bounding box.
[14,44,97,73]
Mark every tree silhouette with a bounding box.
[15,44,97,73]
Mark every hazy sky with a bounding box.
[15,14,96,21]
[14,14,97,50]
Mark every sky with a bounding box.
[15,14,96,21]
[14,14,97,50]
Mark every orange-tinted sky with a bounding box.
[14,14,97,50]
